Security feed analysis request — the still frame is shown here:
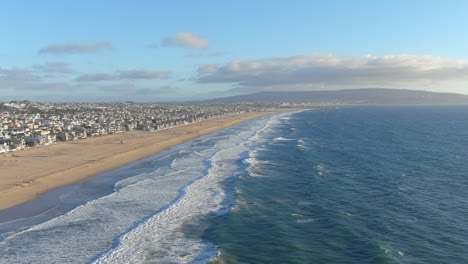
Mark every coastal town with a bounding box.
[0,101,271,154]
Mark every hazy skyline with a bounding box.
[1,0,468,102]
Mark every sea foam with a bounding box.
[0,113,285,264]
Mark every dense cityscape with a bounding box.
[0,101,271,153]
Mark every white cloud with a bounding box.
[0,64,172,99]
[156,85,177,93]
[162,33,208,49]
[76,70,170,82]
[39,41,112,54]
[97,84,136,92]
[0,67,47,90]
[76,73,118,82]
[197,64,218,75]
[133,86,177,96]
[0,67,82,91]
[119,70,169,79]
[196,53,468,91]
[32,62,73,74]
[0,67,40,84]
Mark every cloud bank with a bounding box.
[197,54,468,91]
[0,66,81,91]
[96,85,177,96]
[32,62,73,74]
[39,41,112,54]
[162,33,208,49]
[76,70,170,82]
[0,67,40,89]
[0,65,168,93]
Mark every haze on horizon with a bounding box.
[1,0,468,102]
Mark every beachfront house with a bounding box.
[0,135,23,151]
[0,140,9,153]
[124,121,137,131]
[9,138,26,151]
[57,131,69,141]
[25,136,40,147]
[141,125,154,131]
[43,134,55,145]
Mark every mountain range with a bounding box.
[199,88,468,105]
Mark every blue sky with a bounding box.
[1,0,468,102]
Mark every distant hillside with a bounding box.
[200,89,468,105]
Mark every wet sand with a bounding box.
[0,112,272,210]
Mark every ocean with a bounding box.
[1,106,467,263]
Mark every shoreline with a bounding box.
[0,111,275,211]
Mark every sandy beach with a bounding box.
[0,111,272,210]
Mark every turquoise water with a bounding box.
[1,106,467,263]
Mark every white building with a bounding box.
[0,142,9,153]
